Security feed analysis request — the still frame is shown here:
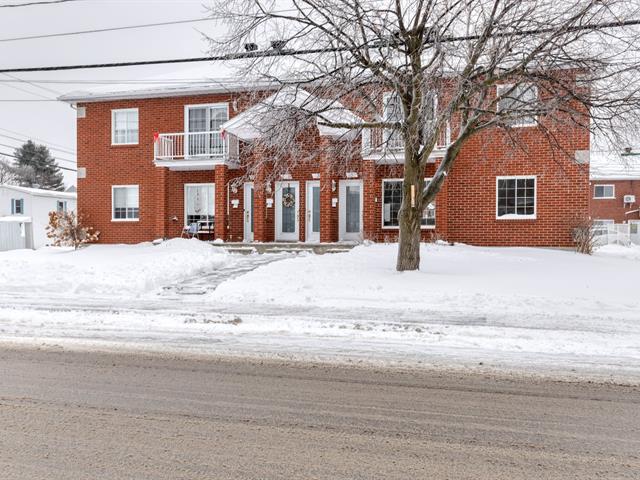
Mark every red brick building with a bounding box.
[60,78,590,246]
[589,150,640,233]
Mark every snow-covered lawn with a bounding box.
[0,239,639,380]
[211,242,640,323]
[0,239,229,297]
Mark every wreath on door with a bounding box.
[282,192,296,208]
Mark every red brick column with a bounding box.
[362,159,377,241]
[214,164,228,240]
[253,164,267,242]
[319,139,338,242]
[156,168,168,239]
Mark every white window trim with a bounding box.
[495,175,537,220]
[111,184,140,222]
[593,184,615,199]
[11,198,24,215]
[111,108,139,146]
[381,178,436,230]
[593,219,614,224]
[183,102,230,133]
[496,83,538,128]
[183,183,215,227]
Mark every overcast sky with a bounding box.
[0,0,226,186]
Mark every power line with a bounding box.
[0,151,76,172]
[1,72,62,96]
[0,133,77,160]
[1,17,639,74]
[0,0,83,8]
[0,126,76,152]
[0,17,211,43]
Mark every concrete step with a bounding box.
[209,242,357,255]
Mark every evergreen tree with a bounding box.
[14,140,65,191]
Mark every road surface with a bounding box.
[0,346,639,479]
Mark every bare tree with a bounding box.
[206,0,640,270]
[0,157,16,185]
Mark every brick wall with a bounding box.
[77,91,590,247]
[589,179,640,223]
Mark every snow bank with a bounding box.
[594,243,640,261]
[0,239,228,297]
[211,243,640,322]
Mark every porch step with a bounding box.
[209,242,356,255]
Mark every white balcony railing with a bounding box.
[362,121,451,157]
[154,131,239,162]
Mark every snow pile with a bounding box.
[211,243,640,321]
[594,243,640,261]
[0,239,229,297]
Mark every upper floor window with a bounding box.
[112,185,139,221]
[496,176,536,219]
[383,93,403,150]
[56,200,67,213]
[496,84,538,127]
[11,198,24,215]
[382,92,437,149]
[382,179,436,229]
[111,108,139,145]
[593,184,615,199]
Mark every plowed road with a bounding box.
[0,346,638,479]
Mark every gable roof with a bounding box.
[0,184,77,200]
[221,87,363,140]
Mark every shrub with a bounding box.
[46,211,100,250]
[571,217,598,255]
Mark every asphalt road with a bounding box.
[0,346,639,479]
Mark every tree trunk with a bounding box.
[396,160,424,271]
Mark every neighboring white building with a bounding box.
[0,185,77,249]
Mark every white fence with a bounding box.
[593,223,640,247]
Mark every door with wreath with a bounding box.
[275,181,300,241]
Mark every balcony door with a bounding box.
[185,104,228,157]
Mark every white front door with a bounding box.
[275,181,299,241]
[306,181,320,243]
[339,179,363,242]
[243,182,254,242]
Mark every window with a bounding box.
[383,93,403,150]
[112,185,139,221]
[496,176,536,219]
[111,108,139,145]
[11,198,24,215]
[383,92,437,149]
[382,179,436,228]
[594,184,615,199]
[56,200,67,213]
[497,84,538,127]
[184,184,214,225]
[629,220,640,235]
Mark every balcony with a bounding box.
[361,122,451,163]
[153,131,240,170]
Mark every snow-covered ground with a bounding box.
[0,239,639,382]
